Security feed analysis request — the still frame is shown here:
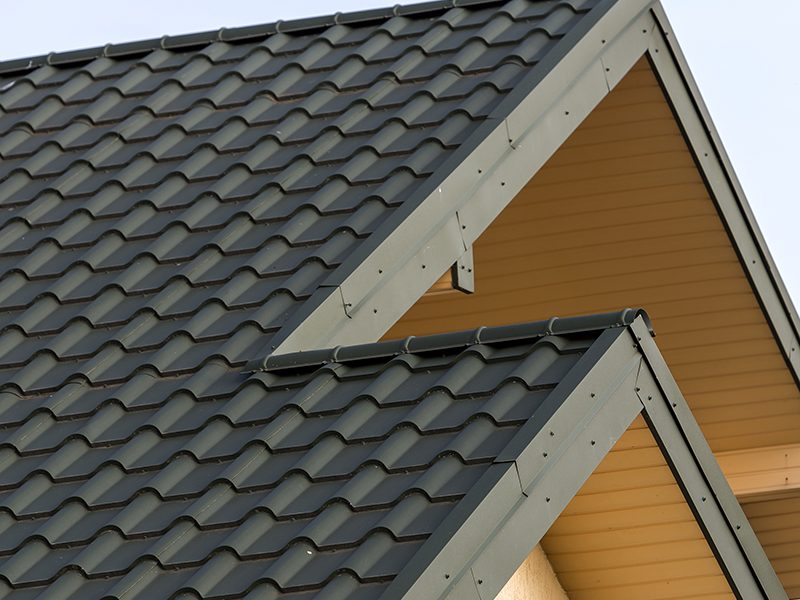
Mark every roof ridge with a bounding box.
[259,308,653,372]
[0,0,508,77]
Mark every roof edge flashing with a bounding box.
[629,318,789,599]
[647,4,800,388]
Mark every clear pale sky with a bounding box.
[3,1,799,308]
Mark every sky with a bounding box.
[2,1,799,307]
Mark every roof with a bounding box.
[0,0,795,598]
[0,310,629,598]
[0,308,781,599]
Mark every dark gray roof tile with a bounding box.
[0,0,610,596]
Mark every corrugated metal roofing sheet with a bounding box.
[0,311,635,598]
[0,1,608,598]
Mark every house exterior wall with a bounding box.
[495,545,568,600]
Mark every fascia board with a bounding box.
[630,317,788,600]
[380,326,644,600]
[253,0,656,362]
[648,4,800,387]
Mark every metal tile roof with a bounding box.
[0,0,617,597]
[0,0,600,391]
[0,310,638,598]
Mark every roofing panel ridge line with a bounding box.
[379,323,642,600]
[259,308,652,372]
[0,0,509,75]
[254,0,653,361]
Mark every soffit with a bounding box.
[743,496,800,598]
[541,415,736,600]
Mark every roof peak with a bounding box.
[0,0,512,76]
[259,308,652,372]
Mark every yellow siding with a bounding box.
[541,416,735,600]
[742,496,800,597]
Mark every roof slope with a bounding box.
[0,311,636,598]
[0,0,600,394]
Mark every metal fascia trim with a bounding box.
[630,317,788,600]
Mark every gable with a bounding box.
[388,55,800,597]
[388,57,800,454]
[0,308,727,599]
[382,312,782,600]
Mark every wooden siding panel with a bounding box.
[742,496,800,597]
[541,417,735,600]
